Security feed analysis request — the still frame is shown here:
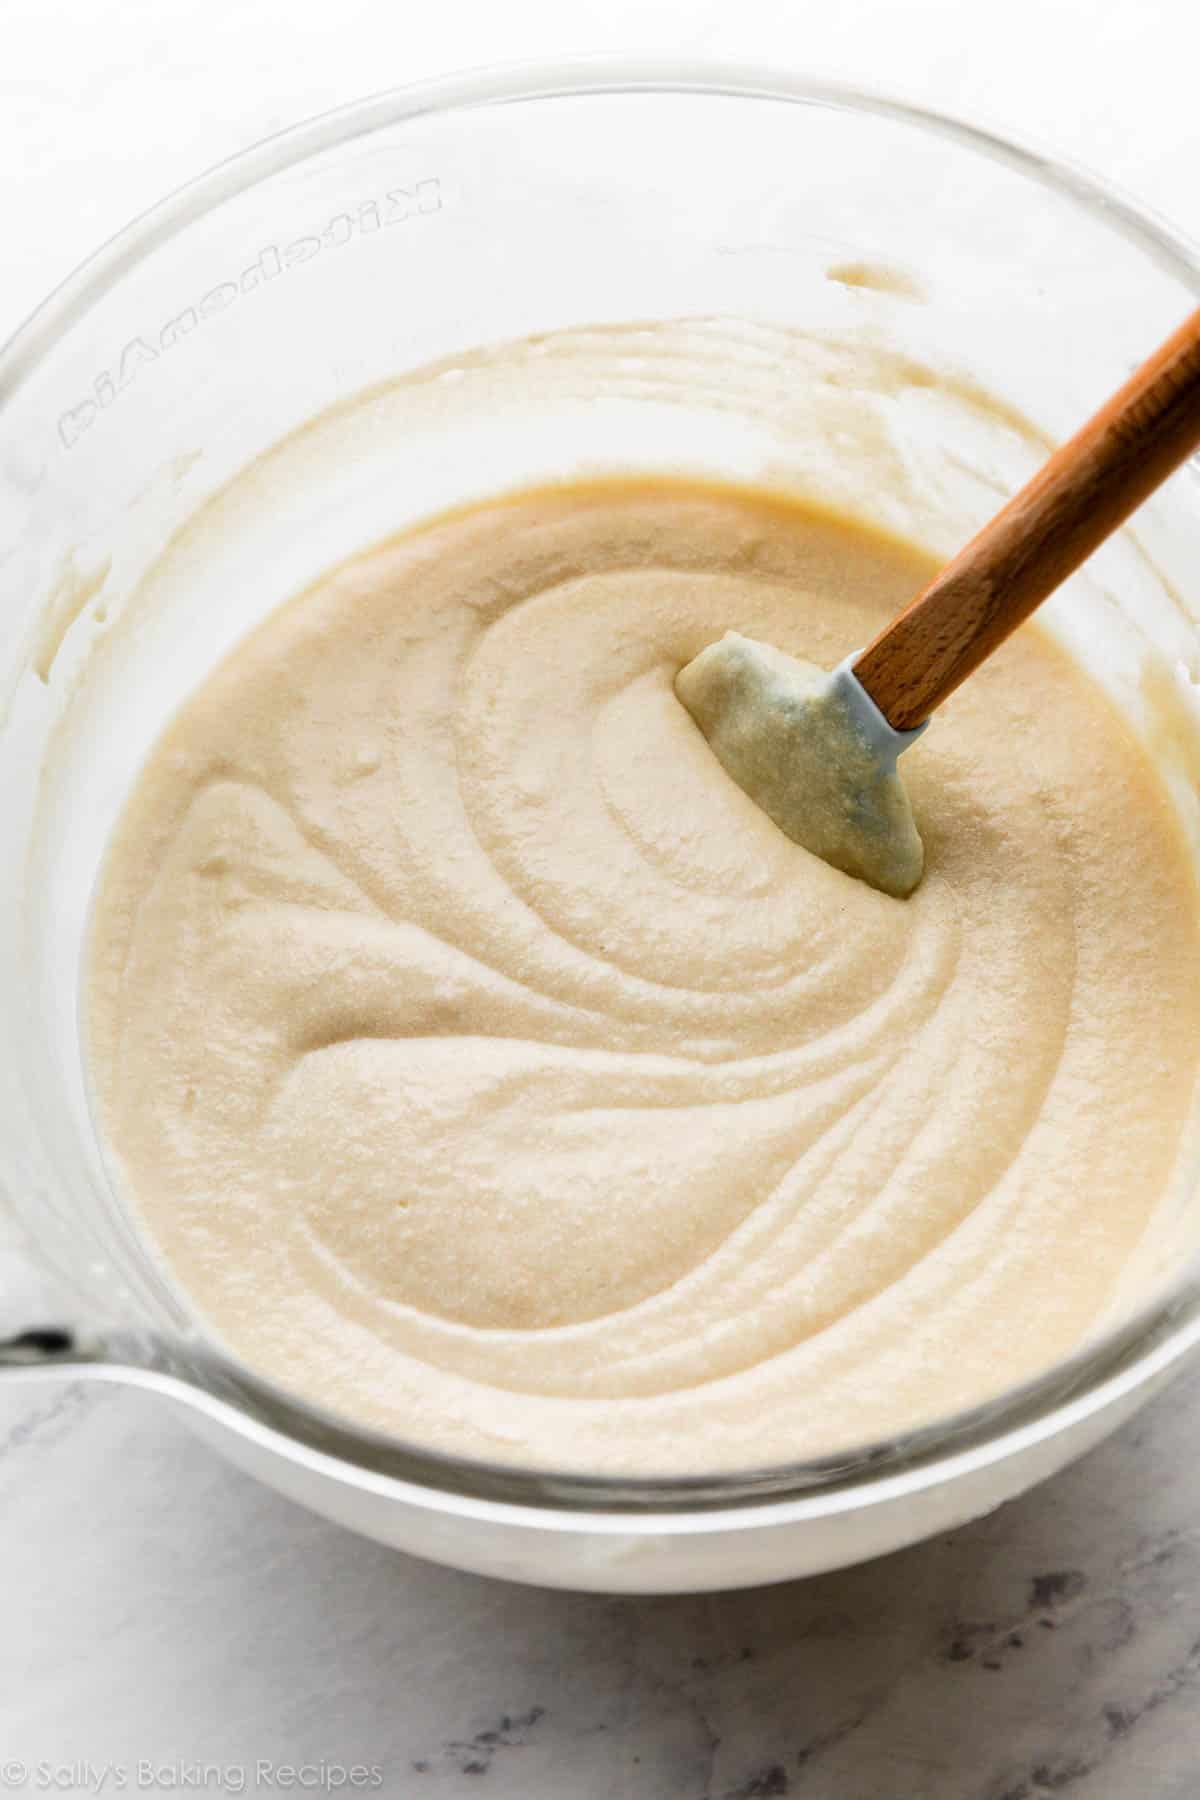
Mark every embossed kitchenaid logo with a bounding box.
[57,179,443,449]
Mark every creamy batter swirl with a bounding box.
[88,481,1200,1472]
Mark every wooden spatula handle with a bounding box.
[852,306,1200,732]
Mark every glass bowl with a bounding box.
[2,58,1199,1593]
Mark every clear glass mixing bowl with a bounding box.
[2,60,1199,1593]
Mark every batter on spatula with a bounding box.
[675,633,924,897]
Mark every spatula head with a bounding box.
[675,632,925,898]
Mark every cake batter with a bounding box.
[86,479,1200,1472]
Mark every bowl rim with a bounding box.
[5,53,1200,398]
[7,55,1200,1523]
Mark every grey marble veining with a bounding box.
[5,1366,1200,1798]
[5,2,1200,1795]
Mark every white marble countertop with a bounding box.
[4,2,1200,1795]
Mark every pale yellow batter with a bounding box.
[87,479,1200,1473]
